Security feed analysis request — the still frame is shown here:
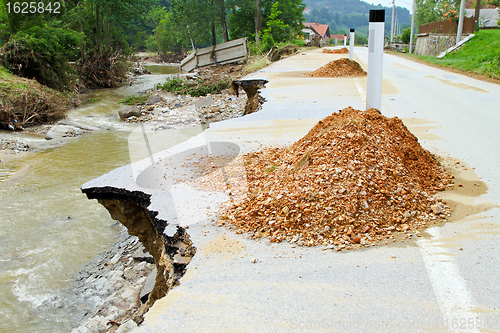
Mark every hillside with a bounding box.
[408,29,500,80]
[303,0,411,36]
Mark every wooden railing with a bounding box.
[419,16,475,34]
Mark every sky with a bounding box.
[364,0,415,13]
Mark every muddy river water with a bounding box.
[0,65,197,332]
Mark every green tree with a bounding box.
[227,0,304,43]
[261,1,289,49]
[227,0,258,40]
[401,27,411,44]
[0,1,9,44]
[154,8,190,52]
[414,0,461,26]
[354,34,368,45]
[166,0,229,47]
[0,24,83,90]
[272,0,304,37]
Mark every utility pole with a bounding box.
[409,0,416,53]
[395,14,399,37]
[456,0,466,44]
[390,0,395,44]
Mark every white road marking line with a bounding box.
[418,227,481,332]
[354,78,365,101]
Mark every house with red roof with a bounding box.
[302,21,331,44]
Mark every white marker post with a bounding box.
[343,35,347,46]
[349,29,355,60]
[366,9,385,111]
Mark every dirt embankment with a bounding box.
[0,67,74,130]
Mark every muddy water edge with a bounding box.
[0,65,191,332]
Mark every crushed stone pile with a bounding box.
[322,47,349,54]
[303,58,366,78]
[219,107,454,249]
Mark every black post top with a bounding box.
[369,9,385,22]
[350,28,355,32]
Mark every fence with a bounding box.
[180,38,248,72]
[419,16,475,34]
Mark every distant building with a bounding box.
[465,0,499,28]
[302,21,331,44]
[330,34,349,46]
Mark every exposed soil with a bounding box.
[322,47,349,54]
[0,76,74,130]
[303,58,367,78]
[269,45,301,62]
[219,107,454,250]
[196,63,246,79]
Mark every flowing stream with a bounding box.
[0,65,196,332]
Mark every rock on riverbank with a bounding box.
[51,226,156,333]
[118,89,248,127]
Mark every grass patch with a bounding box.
[155,76,231,97]
[243,56,271,76]
[410,30,500,79]
[120,93,151,105]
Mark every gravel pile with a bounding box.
[322,47,349,54]
[219,107,454,250]
[303,58,366,78]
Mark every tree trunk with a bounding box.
[254,0,262,43]
[474,0,481,32]
[211,22,217,46]
[219,0,229,42]
[95,5,101,52]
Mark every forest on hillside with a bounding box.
[303,0,411,36]
[0,0,305,92]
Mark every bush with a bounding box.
[120,94,151,105]
[401,28,411,44]
[292,38,306,47]
[155,76,231,97]
[247,41,266,56]
[0,25,83,91]
[354,34,368,46]
[154,76,185,93]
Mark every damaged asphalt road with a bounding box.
[84,47,500,332]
